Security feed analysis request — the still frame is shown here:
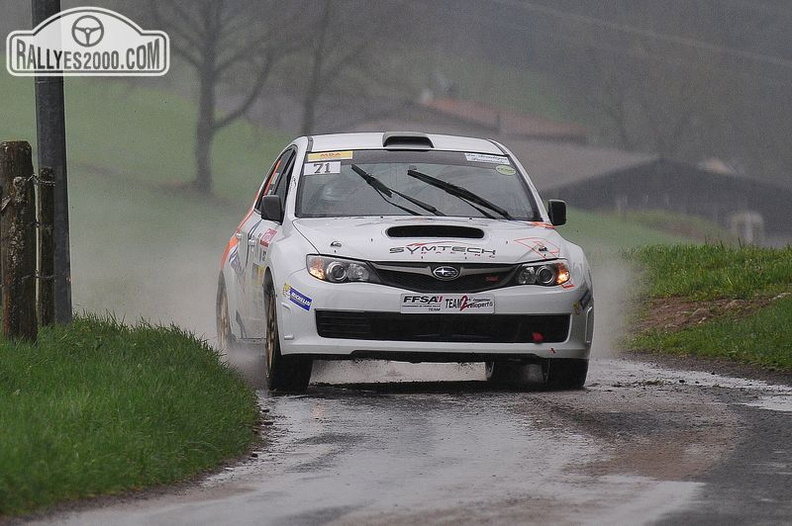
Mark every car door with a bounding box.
[242,147,297,337]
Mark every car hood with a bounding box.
[292,216,572,264]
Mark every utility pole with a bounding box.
[32,0,72,323]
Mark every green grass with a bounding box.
[1,64,288,325]
[423,55,568,119]
[631,298,792,369]
[626,244,792,370]
[614,210,738,244]
[1,65,289,203]
[0,315,259,516]
[0,67,268,518]
[629,244,792,300]
[558,208,695,269]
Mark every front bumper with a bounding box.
[276,270,594,361]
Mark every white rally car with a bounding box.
[217,132,594,392]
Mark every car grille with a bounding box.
[315,311,570,343]
[371,262,518,292]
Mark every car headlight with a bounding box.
[307,255,378,283]
[516,261,571,286]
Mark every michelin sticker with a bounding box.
[283,283,312,311]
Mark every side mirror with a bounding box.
[548,199,567,226]
[259,195,283,223]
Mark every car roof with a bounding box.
[306,132,506,155]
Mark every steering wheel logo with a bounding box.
[71,15,104,47]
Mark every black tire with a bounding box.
[216,275,237,353]
[485,360,528,388]
[264,283,312,393]
[543,359,588,390]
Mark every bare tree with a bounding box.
[527,2,727,160]
[150,0,302,194]
[296,0,418,135]
[522,0,792,185]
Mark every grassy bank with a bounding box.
[0,316,259,517]
[625,244,792,370]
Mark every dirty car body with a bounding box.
[217,132,594,392]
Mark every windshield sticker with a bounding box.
[464,153,510,165]
[307,151,353,162]
[304,161,341,175]
[496,165,516,175]
[283,283,312,311]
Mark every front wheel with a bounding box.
[485,360,528,388]
[264,283,312,393]
[543,359,588,390]
[216,275,236,354]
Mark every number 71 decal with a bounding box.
[303,161,341,175]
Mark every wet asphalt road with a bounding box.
[29,353,792,526]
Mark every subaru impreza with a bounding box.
[217,132,594,392]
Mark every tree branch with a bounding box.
[214,55,275,130]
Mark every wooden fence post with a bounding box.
[0,141,38,342]
[38,167,55,327]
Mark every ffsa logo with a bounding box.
[6,7,170,77]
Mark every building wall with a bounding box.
[546,160,792,236]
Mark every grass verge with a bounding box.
[625,244,792,370]
[0,315,259,517]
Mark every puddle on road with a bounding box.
[310,360,486,384]
[742,396,792,413]
[593,359,792,413]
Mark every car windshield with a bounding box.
[296,150,540,220]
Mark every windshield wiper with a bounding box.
[351,164,444,216]
[406,169,513,219]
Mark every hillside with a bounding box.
[0,72,715,340]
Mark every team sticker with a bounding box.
[258,228,277,248]
[401,293,495,314]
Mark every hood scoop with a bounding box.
[386,225,484,239]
